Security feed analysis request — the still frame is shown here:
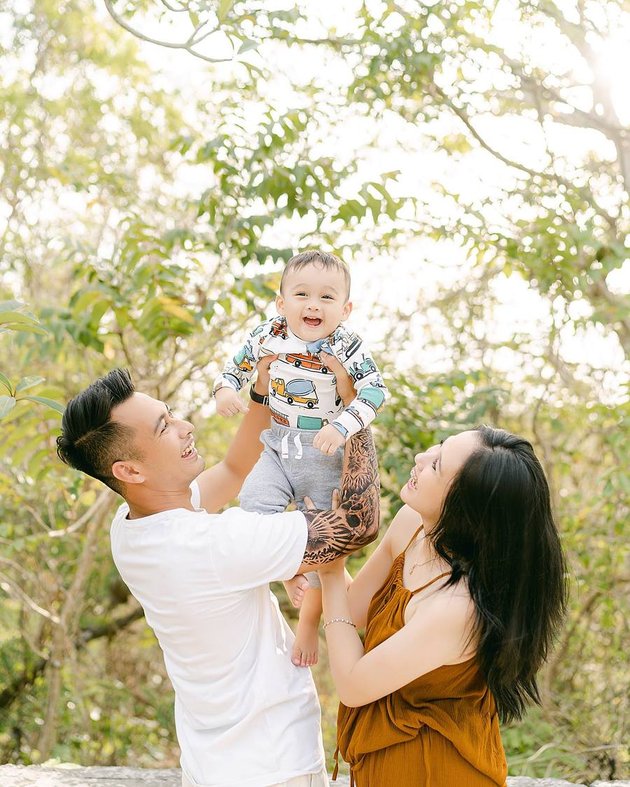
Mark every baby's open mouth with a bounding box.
[304,317,322,327]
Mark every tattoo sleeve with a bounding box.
[302,428,380,565]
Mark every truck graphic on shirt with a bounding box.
[349,357,377,380]
[270,378,319,408]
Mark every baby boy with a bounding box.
[214,250,387,666]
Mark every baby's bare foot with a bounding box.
[291,619,319,668]
[283,575,310,609]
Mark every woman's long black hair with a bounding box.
[431,426,568,723]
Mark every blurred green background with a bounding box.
[1,0,628,780]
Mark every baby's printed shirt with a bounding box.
[214,316,387,438]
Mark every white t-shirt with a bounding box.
[110,481,325,787]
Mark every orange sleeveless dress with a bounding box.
[334,535,507,787]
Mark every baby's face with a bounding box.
[276,263,352,341]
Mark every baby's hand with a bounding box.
[313,424,346,455]
[215,387,248,417]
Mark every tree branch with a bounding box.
[430,83,618,228]
[103,0,233,63]
[0,604,145,713]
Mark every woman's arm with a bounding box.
[320,568,474,707]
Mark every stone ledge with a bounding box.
[0,767,628,786]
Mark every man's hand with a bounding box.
[313,423,346,455]
[254,353,278,393]
[297,429,380,573]
[321,352,356,406]
[215,387,248,417]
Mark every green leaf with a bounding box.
[0,311,39,326]
[0,323,48,336]
[15,376,45,393]
[217,0,235,23]
[237,39,259,55]
[20,395,65,415]
[0,396,16,418]
[0,371,13,395]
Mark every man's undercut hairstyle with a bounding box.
[56,368,140,496]
[280,250,351,300]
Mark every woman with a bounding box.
[318,426,567,786]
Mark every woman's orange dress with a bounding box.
[335,544,508,787]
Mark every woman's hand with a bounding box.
[320,352,356,406]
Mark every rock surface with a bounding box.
[0,767,628,786]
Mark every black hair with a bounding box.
[56,369,140,496]
[280,250,351,299]
[431,425,568,723]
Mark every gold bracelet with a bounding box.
[323,618,356,630]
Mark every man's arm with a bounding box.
[197,359,274,513]
[296,428,380,573]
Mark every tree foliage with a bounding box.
[1,0,628,780]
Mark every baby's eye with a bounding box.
[322,294,334,300]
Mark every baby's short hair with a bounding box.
[280,250,351,299]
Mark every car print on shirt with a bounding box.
[269,318,288,339]
[270,408,290,427]
[349,357,377,380]
[233,344,255,373]
[284,352,329,373]
[296,414,327,430]
[271,378,319,408]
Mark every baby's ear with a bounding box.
[342,300,353,320]
[276,293,285,315]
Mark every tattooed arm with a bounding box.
[295,428,380,573]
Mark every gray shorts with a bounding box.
[239,423,343,515]
[239,423,344,587]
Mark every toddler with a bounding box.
[214,250,387,666]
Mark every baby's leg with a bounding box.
[292,583,323,667]
[239,429,294,514]
[283,574,310,608]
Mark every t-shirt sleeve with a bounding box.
[210,508,308,590]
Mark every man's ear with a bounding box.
[112,460,145,486]
[275,293,285,315]
[342,300,353,321]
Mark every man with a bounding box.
[56,360,380,787]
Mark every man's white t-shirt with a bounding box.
[110,481,325,787]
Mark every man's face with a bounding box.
[276,263,352,341]
[111,392,204,493]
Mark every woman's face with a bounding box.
[400,430,481,529]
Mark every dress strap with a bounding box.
[410,570,451,596]
[403,523,424,554]
[332,747,339,781]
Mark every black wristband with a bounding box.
[249,384,269,406]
